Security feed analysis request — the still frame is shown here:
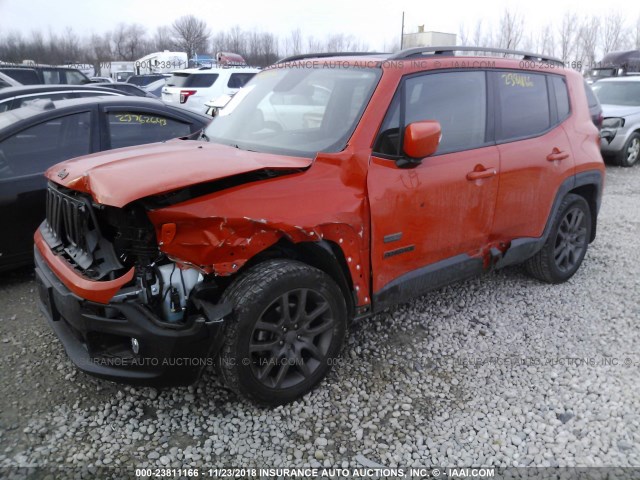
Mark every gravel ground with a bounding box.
[0,164,638,470]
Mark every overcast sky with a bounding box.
[0,0,638,51]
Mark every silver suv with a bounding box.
[593,76,640,166]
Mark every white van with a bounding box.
[161,66,259,114]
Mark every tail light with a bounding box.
[180,90,196,104]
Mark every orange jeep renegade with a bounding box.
[34,47,605,405]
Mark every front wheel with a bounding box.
[218,259,347,405]
[525,194,592,284]
[614,132,640,167]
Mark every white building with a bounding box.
[402,26,456,49]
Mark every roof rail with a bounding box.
[275,52,387,64]
[389,46,564,66]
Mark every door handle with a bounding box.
[466,168,497,181]
[547,148,570,162]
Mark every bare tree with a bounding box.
[381,37,400,53]
[539,25,556,56]
[112,23,128,59]
[27,31,47,62]
[307,36,323,53]
[210,32,228,55]
[558,12,578,61]
[124,24,147,60]
[458,23,469,46]
[579,15,601,67]
[497,9,524,50]
[258,32,279,65]
[473,20,490,47]
[226,26,246,54]
[601,12,628,53]
[288,29,303,56]
[87,33,113,75]
[153,26,175,52]
[172,15,210,59]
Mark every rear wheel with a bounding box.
[219,259,347,405]
[525,194,591,284]
[614,132,640,167]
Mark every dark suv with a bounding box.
[0,65,90,85]
[34,47,605,405]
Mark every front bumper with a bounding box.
[34,248,229,386]
[600,129,629,154]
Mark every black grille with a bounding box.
[43,183,126,279]
[47,187,89,249]
[45,184,97,270]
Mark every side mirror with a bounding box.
[399,121,442,166]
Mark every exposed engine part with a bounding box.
[148,263,203,323]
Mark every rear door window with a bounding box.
[41,69,62,84]
[227,73,256,89]
[1,69,39,85]
[551,76,570,120]
[494,72,551,141]
[167,73,218,88]
[0,112,92,178]
[64,70,88,85]
[106,111,192,149]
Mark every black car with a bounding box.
[0,65,90,85]
[0,85,129,113]
[0,96,211,271]
[126,74,166,87]
[92,82,155,97]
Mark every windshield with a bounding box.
[592,81,640,106]
[203,67,381,156]
[590,68,615,78]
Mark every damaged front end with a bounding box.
[34,181,231,385]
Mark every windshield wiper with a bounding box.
[199,131,210,142]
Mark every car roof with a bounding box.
[94,82,142,87]
[0,95,211,132]
[171,66,260,74]
[0,84,122,98]
[273,47,567,70]
[0,64,81,70]
[595,76,640,83]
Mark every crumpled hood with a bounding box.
[46,139,312,207]
[601,104,640,118]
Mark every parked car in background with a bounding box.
[0,85,128,113]
[92,82,156,97]
[134,51,187,75]
[0,72,22,89]
[0,96,210,271]
[90,76,114,83]
[586,50,640,84]
[144,78,167,98]
[127,74,167,87]
[0,65,90,85]
[592,76,640,166]
[113,71,134,83]
[34,48,604,405]
[162,66,258,113]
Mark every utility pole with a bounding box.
[400,11,405,50]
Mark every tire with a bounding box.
[218,259,347,406]
[613,132,640,167]
[525,194,592,284]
